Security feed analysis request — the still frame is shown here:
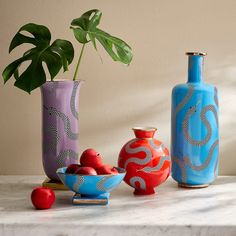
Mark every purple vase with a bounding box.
[40,80,83,181]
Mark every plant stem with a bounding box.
[73,43,86,81]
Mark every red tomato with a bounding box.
[31,187,55,210]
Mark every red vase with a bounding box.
[118,127,171,195]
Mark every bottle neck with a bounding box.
[187,55,204,83]
[132,127,157,139]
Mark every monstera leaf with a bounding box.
[70,9,132,65]
[2,23,74,93]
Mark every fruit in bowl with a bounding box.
[65,148,119,176]
[97,165,119,175]
[80,148,103,169]
[56,148,125,197]
[76,166,97,175]
[57,166,125,196]
[65,164,81,174]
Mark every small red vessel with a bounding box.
[118,127,171,195]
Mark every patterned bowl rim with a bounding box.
[56,166,126,177]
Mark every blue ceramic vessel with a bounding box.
[171,52,219,187]
[57,167,126,196]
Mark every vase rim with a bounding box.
[45,79,85,83]
[186,52,207,56]
[132,127,157,132]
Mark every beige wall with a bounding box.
[0,0,235,175]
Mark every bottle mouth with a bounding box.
[132,127,157,132]
[186,52,207,56]
[132,127,157,139]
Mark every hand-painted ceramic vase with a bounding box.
[171,52,219,188]
[118,127,171,195]
[41,80,83,181]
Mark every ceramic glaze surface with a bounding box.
[118,128,171,195]
[57,167,126,196]
[171,54,219,186]
[41,81,83,181]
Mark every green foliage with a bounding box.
[2,9,133,93]
[70,9,133,65]
[2,23,74,93]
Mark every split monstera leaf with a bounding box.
[2,9,133,93]
[2,24,74,93]
[71,10,132,65]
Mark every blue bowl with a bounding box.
[56,167,126,196]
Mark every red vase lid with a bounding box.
[132,127,157,139]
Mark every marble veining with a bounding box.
[0,176,236,236]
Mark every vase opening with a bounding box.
[132,127,157,139]
[185,52,207,56]
[45,79,85,82]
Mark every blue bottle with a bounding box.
[171,52,219,187]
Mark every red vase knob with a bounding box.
[118,127,171,195]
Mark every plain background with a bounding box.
[0,0,235,175]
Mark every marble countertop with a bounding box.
[0,176,236,236]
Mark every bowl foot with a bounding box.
[134,188,155,195]
[72,193,110,205]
